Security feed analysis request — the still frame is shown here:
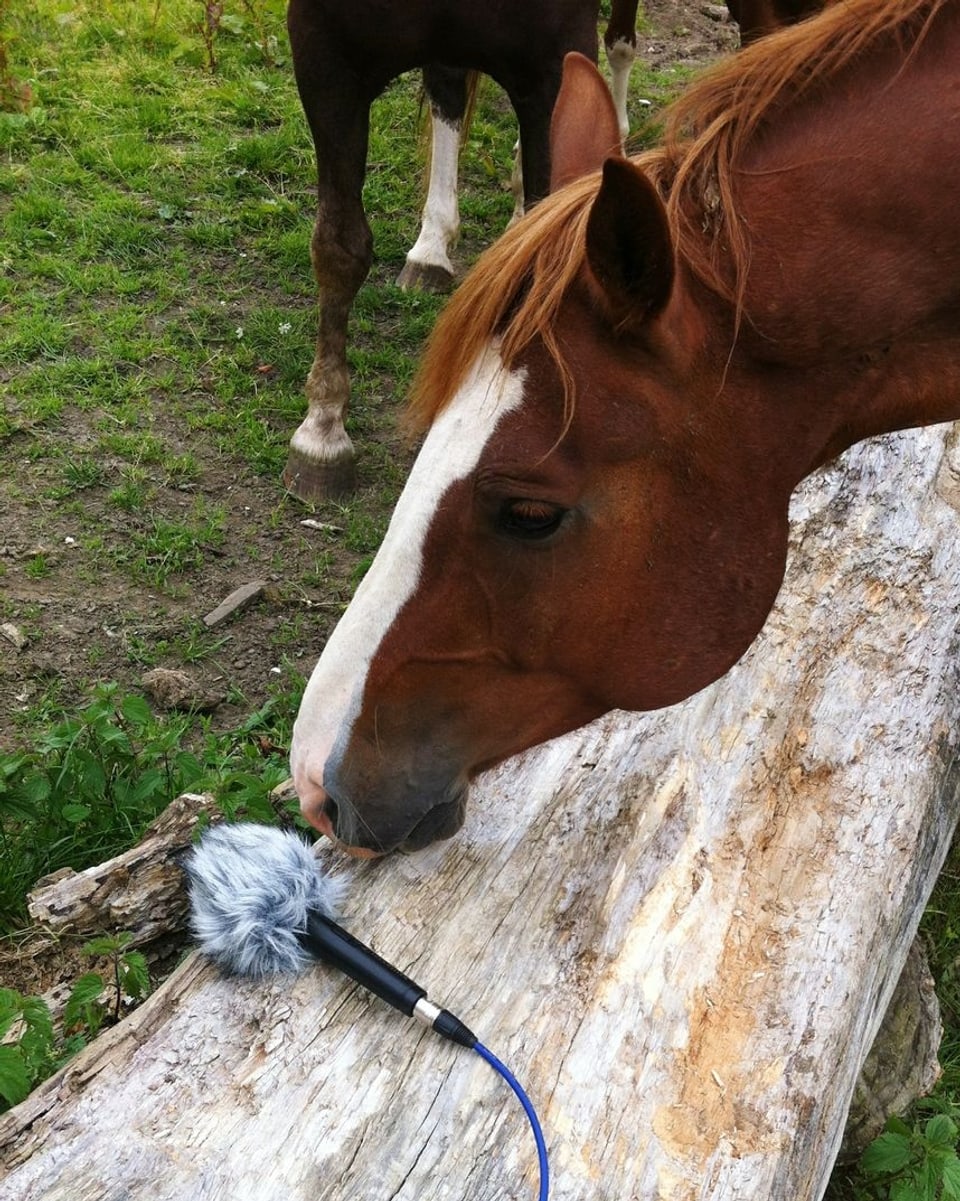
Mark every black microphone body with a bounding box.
[303,909,426,1014]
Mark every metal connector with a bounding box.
[413,997,442,1028]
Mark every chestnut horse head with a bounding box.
[292,0,960,855]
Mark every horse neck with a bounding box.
[720,6,960,473]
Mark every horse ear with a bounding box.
[585,157,675,328]
[550,52,623,191]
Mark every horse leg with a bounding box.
[396,65,472,293]
[284,89,373,501]
[511,82,561,208]
[506,8,602,207]
[508,139,525,226]
[604,0,638,140]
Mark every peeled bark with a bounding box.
[839,937,942,1161]
[2,423,960,1201]
[26,793,221,947]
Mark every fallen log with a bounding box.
[26,792,222,947]
[2,423,960,1200]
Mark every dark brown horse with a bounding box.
[283,0,640,502]
[726,0,823,43]
[281,0,824,504]
[290,0,960,856]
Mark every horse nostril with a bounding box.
[321,796,339,835]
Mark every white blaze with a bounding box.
[290,347,526,798]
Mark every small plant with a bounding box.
[172,619,230,664]
[198,1,224,72]
[108,466,151,512]
[0,988,54,1108]
[24,553,50,579]
[0,932,151,1111]
[162,451,201,488]
[61,456,105,492]
[237,0,283,66]
[114,503,227,586]
[854,1113,960,1200]
[72,932,151,1030]
[0,686,204,928]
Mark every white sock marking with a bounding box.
[606,38,636,141]
[404,114,461,277]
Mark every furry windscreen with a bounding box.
[183,823,346,978]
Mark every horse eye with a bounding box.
[498,499,567,540]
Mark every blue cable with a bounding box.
[474,1041,550,1201]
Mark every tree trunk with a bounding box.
[2,423,960,1201]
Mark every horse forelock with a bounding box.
[405,176,600,437]
[405,0,949,435]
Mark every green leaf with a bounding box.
[76,750,106,798]
[173,750,203,782]
[97,724,132,752]
[0,989,22,1042]
[0,1045,31,1107]
[861,1131,914,1176]
[83,696,116,724]
[60,803,92,824]
[0,753,30,783]
[885,1115,914,1139]
[0,787,40,821]
[925,1153,944,1201]
[127,768,165,805]
[17,995,54,1065]
[120,694,153,727]
[83,935,121,957]
[890,1173,923,1201]
[63,972,105,1033]
[20,772,52,806]
[924,1114,958,1150]
[940,1153,960,1199]
[219,12,245,35]
[119,951,150,1001]
[38,721,81,751]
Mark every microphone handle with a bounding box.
[303,909,427,1015]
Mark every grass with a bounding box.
[1,1,958,1193]
[1,0,450,885]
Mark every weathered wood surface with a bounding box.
[26,793,221,946]
[2,423,960,1200]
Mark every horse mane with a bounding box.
[406,0,947,434]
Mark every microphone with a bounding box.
[182,823,549,1200]
[182,823,476,1046]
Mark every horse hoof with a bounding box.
[283,448,356,501]
[396,259,455,293]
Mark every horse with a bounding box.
[281,0,825,504]
[288,0,960,857]
[725,0,823,44]
[282,0,642,502]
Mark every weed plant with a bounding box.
[0,682,294,931]
[0,930,150,1108]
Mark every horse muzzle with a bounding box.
[298,757,469,856]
